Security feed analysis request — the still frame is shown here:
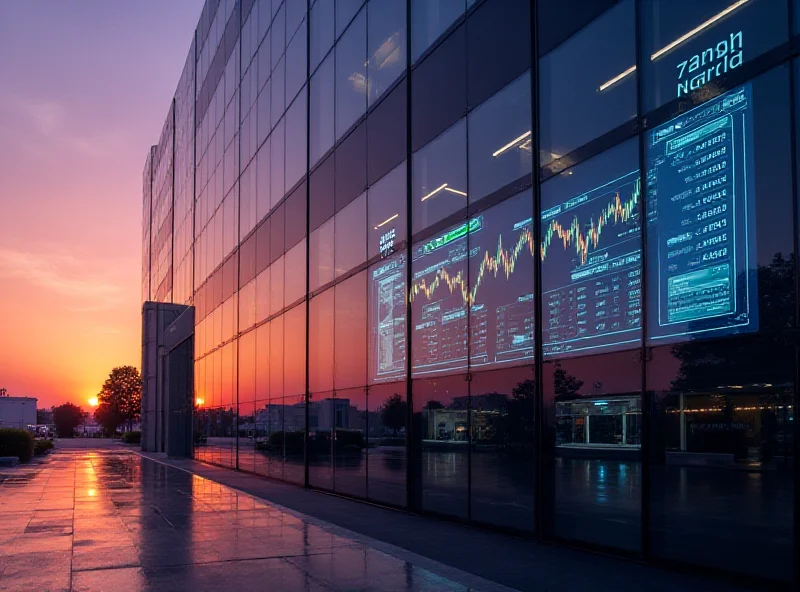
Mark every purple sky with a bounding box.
[0,0,203,408]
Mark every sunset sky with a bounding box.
[0,0,203,409]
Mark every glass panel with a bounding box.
[337,0,364,39]
[468,71,532,203]
[334,271,368,389]
[334,191,368,277]
[470,366,535,530]
[367,161,407,260]
[545,351,642,551]
[468,190,535,370]
[256,323,270,401]
[369,252,407,384]
[311,0,335,72]
[540,139,642,358]
[539,2,636,166]
[256,267,270,322]
[270,256,285,316]
[310,217,335,291]
[310,52,335,166]
[285,91,308,191]
[367,381,407,506]
[283,304,306,397]
[411,0,465,63]
[412,119,468,235]
[270,118,286,206]
[310,289,335,393]
[410,216,469,377]
[646,72,794,344]
[641,0,787,112]
[284,238,306,305]
[334,386,368,498]
[335,7,368,140]
[272,56,286,128]
[367,0,407,107]
[309,390,334,489]
[269,317,285,480]
[413,374,469,518]
[648,337,794,580]
[238,280,255,332]
[286,19,307,104]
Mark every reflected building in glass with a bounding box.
[141,0,800,585]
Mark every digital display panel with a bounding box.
[369,253,407,383]
[541,142,642,357]
[410,191,535,376]
[646,83,757,342]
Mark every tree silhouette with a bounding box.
[98,366,142,432]
[380,394,407,435]
[424,400,444,410]
[94,403,124,436]
[553,363,584,401]
[52,403,84,438]
[670,254,794,392]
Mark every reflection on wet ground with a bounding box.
[0,450,510,592]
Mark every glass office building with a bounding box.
[142,0,800,584]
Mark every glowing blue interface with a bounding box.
[646,83,757,342]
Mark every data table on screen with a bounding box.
[646,83,757,343]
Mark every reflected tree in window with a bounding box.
[380,393,407,436]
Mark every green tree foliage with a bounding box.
[52,403,84,438]
[98,366,142,431]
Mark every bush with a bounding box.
[122,431,141,444]
[0,429,35,462]
[33,439,54,456]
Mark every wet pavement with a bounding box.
[0,448,761,592]
[0,449,513,592]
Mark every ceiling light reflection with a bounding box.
[374,213,399,229]
[492,131,532,157]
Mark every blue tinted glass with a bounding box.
[285,19,307,103]
[539,2,636,165]
[311,0,335,71]
[411,0,465,62]
[412,119,468,235]
[540,139,642,358]
[368,161,407,260]
[468,190,535,370]
[369,253,407,383]
[367,0,407,107]
[285,91,307,191]
[336,7,368,140]
[646,84,758,344]
[410,218,470,376]
[468,71,532,203]
[641,0,787,112]
[310,52,335,166]
[337,0,364,39]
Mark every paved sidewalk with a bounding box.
[139,453,755,592]
[0,449,516,591]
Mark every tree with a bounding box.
[553,363,584,401]
[98,366,142,431]
[380,394,407,435]
[424,400,444,410]
[52,403,84,438]
[93,403,124,436]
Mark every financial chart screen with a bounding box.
[370,253,407,383]
[646,83,757,342]
[410,190,535,375]
[541,142,643,357]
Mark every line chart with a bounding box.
[541,177,640,265]
[409,224,535,305]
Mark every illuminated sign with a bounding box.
[379,227,396,258]
[677,31,742,98]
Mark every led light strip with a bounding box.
[420,183,448,202]
[492,131,532,157]
[651,0,749,61]
[443,187,467,196]
[374,213,399,229]
[597,0,749,92]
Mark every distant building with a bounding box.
[0,396,37,429]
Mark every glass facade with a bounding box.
[142,0,800,584]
